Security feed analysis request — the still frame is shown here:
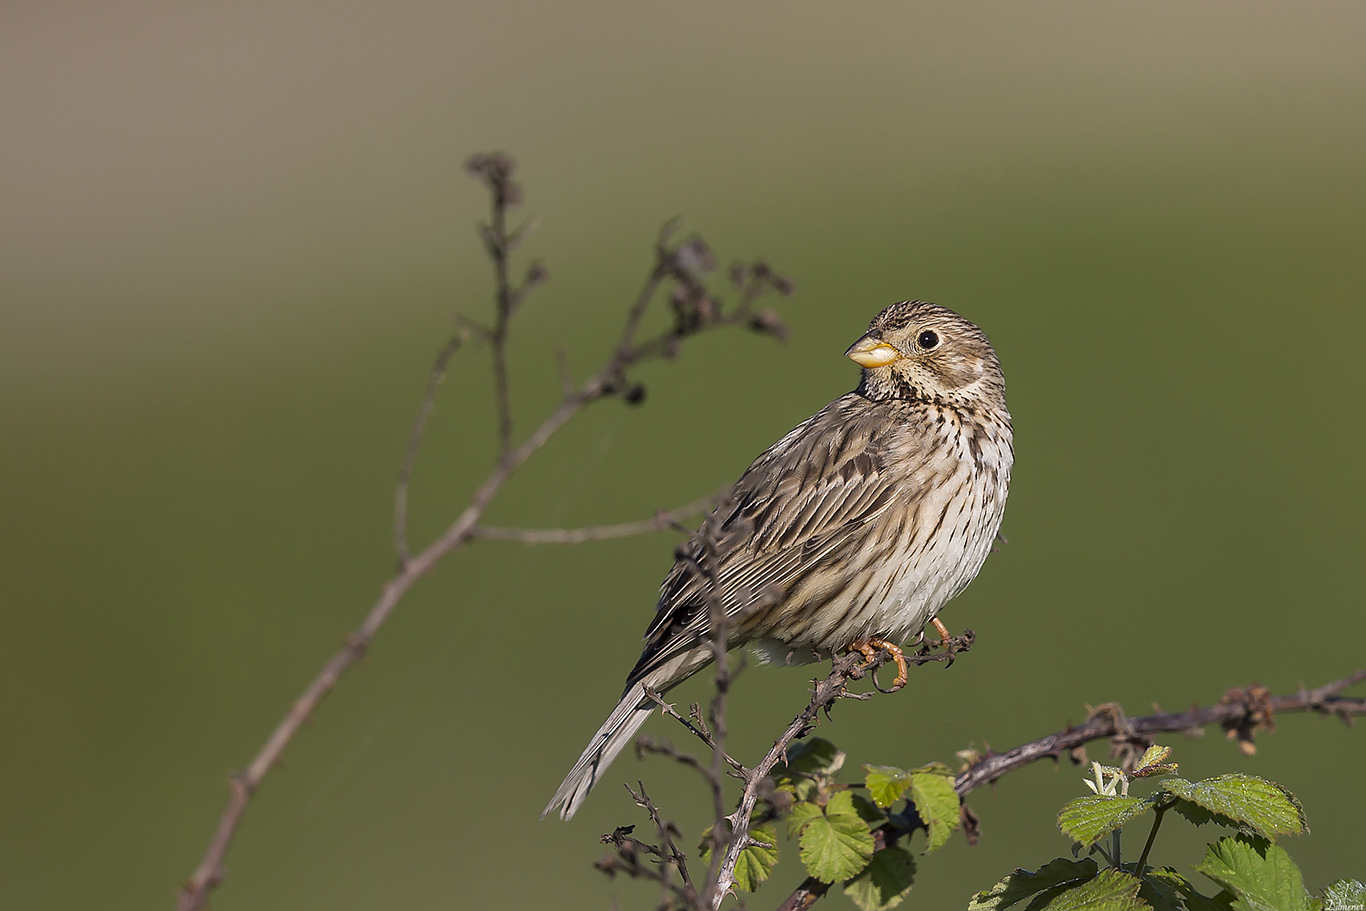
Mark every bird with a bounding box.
[544,300,1013,820]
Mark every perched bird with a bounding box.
[544,301,1013,820]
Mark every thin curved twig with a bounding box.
[177,152,791,911]
[394,330,467,564]
[471,493,718,545]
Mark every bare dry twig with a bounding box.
[394,330,466,564]
[177,151,791,911]
[640,688,746,776]
[471,493,719,545]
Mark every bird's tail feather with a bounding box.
[543,650,711,821]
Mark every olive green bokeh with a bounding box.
[2,3,1364,909]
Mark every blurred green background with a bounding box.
[2,2,1363,908]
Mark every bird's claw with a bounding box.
[849,638,908,691]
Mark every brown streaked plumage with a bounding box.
[544,301,1013,820]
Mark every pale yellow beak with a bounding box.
[845,334,901,368]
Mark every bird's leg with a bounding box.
[930,617,953,649]
[848,638,908,691]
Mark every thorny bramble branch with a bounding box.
[771,669,1366,911]
[597,629,974,910]
[176,151,792,911]
[597,657,1362,911]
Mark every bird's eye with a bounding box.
[917,330,940,349]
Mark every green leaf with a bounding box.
[1163,775,1308,842]
[1194,835,1309,911]
[1134,744,1174,772]
[799,797,876,883]
[779,776,821,802]
[1177,890,1238,911]
[733,823,779,892]
[780,738,846,777]
[1142,868,1235,911]
[827,789,862,818]
[850,791,889,826]
[866,765,915,808]
[967,858,1098,911]
[1058,795,1156,847]
[1133,866,1187,911]
[1039,869,1150,911]
[787,801,825,839]
[1131,744,1179,780]
[907,765,960,852]
[844,846,917,911]
[697,823,779,892]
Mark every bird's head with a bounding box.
[845,301,1006,411]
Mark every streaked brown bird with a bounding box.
[545,300,1013,820]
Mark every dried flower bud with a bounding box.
[675,236,716,274]
[772,274,796,296]
[729,262,746,286]
[624,384,647,406]
[749,308,790,341]
[487,151,515,179]
[525,260,548,285]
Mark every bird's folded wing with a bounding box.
[626,400,922,686]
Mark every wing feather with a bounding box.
[626,394,924,687]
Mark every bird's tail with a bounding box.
[543,650,711,821]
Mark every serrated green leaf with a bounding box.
[799,805,876,883]
[827,789,861,818]
[1135,744,1174,772]
[1133,866,1186,911]
[1179,890,1238,911]
[779,776,820,802]
[1131,745,1178,780]
[967,858,1098,911]
[908,766,960,852]
[698,824,723,866]
[844,846,917,910]
[851,791,889,826]
[1058,795,1157,847]
[787,801,825,838]
[697,823,779,892]
[866,765,915,808]
[780,738,846,776]
[1163,776,1308,842]
[1040,869,1150,911]
[1139,868,1235,911]
[1195,835,1308,911]
[1171,798,1235,831]
[733,824,779,892]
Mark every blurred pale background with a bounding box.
[2,2,1363,908]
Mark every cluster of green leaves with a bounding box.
[970,745,1363,911]
[701,738,961,910]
